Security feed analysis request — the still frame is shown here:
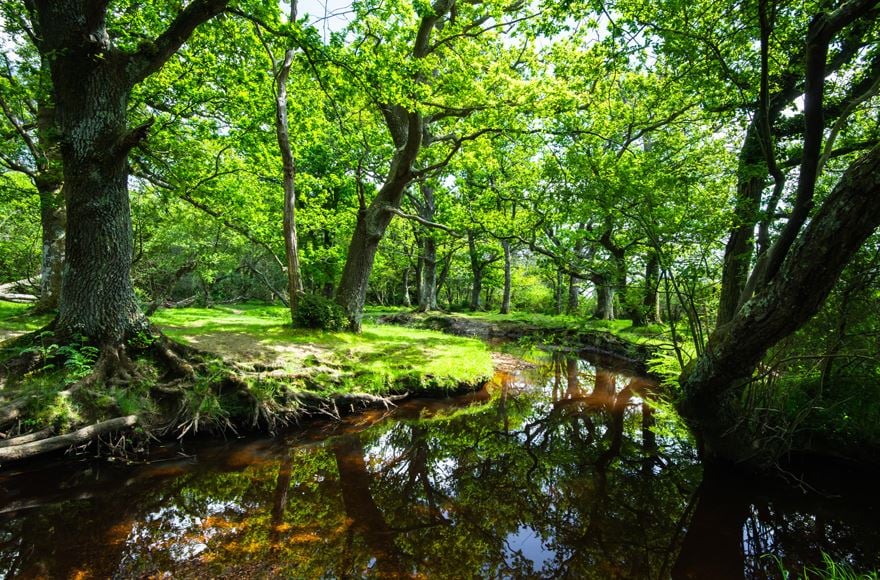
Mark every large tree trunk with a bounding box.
[50,64,143,344]
[336,106,423,330]
[593,275,614,320]
[33,0,228,345]
[680,146,880,467]
[499,239,511,314]
[419,234,439,311]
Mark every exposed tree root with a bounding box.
[0,415,138,463]
[0,323,427,464]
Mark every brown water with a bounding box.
[0,350,878,578]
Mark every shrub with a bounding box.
[293,294,348,331]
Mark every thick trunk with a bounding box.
[336,211,384,331]
[467,231,482,310]
[336,107,423,330]
[680,146,880,467]
[593,275,614,320]
[499,239,511,314]
[51,66,144,344]
[33,0,228,344]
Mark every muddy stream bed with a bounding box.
[1,347,878,578]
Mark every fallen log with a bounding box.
[0,427,53,447]
[0,292,37,303]
[0,415,138,463]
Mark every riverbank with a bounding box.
[371,309,666,373]
[0,302,493,463]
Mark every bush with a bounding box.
[292,294,348,331]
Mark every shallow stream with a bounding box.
[1,349,878,578]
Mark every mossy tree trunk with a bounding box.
[28,0,229,349]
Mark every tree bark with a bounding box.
[34,181,65,313]
[33,100,65,313]
[467,230,483,310]
[499,239,511,314]
[31,0,229,345]
[716,126,767,327]
[567,274,580,314]
[593,275,614,320]
[276,43,304,321]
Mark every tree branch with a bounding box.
[385,206,462,236]
[126,0,230,86]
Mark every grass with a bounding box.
[0,301,53,340]
[151,302,494,395]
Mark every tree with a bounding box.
[0,13,64,311]
[19,0,239,368]
[332,0,535,330]
[618,0,880,466]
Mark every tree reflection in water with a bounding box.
[1,352,878,578]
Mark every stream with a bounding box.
[0,348,879,578]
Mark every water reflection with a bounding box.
[0,352,878,578]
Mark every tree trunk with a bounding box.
[33,0,228,345]
[499,239,511,314]
[402,267,412,307]
[52,72,144,343]
[467,231,483,310]
[642,251,661,324]
[336,106,423,330]
[34,182,65,313]
[419,235,438,311]
[716,127,767,327]
[680,146,880,467]
[567,274,580,314]
[275,41,303,322]
[593,275,614,320]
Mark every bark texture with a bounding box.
[29,0,228,344]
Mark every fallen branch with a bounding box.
[0,415,139,463]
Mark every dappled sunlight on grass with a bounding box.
[152,304,493,394]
